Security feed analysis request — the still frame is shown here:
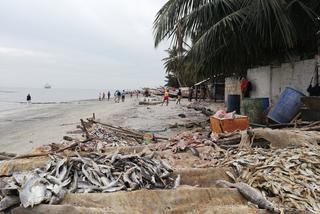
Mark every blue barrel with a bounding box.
[261,98,270,111]
[242,98,269,124]
[227,95,241,114]
[268,87,305,123]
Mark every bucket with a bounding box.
[242,98,269,124]
[227,95,240,114]
[267,87,305,123]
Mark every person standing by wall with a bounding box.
[240,77,252,98]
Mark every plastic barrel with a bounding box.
[242,98,269,124]
[267,87,305,123]
[227,95,241,114]
[261,98,270,111]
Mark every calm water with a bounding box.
[0,87,111,113]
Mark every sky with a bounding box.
[0,0,169,89]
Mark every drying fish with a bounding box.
[0,151,177,208]
[189,147,199,157]
[211,146,320,213]
[0,195,20,211]
[216,180,279,213]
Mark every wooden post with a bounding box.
[195,86,198,101]
[80,119,90,139]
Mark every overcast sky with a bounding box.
[0,0,168,89]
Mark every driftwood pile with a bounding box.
[49,119,145,153]
[0,152,16,161]
[79,119,145,145]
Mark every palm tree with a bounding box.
[154,0,320,77]
[163,47,198,86]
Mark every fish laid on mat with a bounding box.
[212,146,320,213]
[0,151,177,208]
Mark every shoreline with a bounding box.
[0,98,221,154]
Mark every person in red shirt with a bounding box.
[162,89,169,106]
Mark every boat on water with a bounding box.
[44,83,52,89]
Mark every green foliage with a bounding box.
[154,0,320,77]
[165,73,180,87]
[163,47,199,86]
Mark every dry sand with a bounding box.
[0,98,223,154]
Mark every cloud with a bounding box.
[0,47,50,57]
[0,0,168,89]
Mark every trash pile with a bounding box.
[0,151,177,210]
[156,131,209,153]
[213,145,320,212]
[186,102,214,116]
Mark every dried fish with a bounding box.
[0,195,20,211]
[216,180,279,213]
[211,146,320,212]
[0,151,177,208]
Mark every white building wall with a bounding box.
[247,66,271,98]
[225,77,241,102]
[247,58,316,104]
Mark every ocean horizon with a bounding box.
[0,87,118,113]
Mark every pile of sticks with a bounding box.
[0,152,16,161]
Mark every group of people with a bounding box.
[99,90,141,103]
[99,91,111,101]
[114,90,126,103]
[187,86,208,102]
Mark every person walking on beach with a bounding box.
[114,90,120,103]
[26,93,31,104]
[107,91,111,101]
[162,89,169,106]
[121,90,126,102]
[176,89,182,104]
[117,90,121,103]
[102,92,105,100]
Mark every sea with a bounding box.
[0,87,107,113]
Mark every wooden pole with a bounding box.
[12,139,92,160]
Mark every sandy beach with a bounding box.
[0,97,221,154]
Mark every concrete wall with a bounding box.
[247,58,316,104]
[224,77,241,102]
[247,66,271,98]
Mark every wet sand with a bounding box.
[0,98,223,154]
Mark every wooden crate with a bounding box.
[210,116,249,133]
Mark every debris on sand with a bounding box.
[156,131,207,153]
